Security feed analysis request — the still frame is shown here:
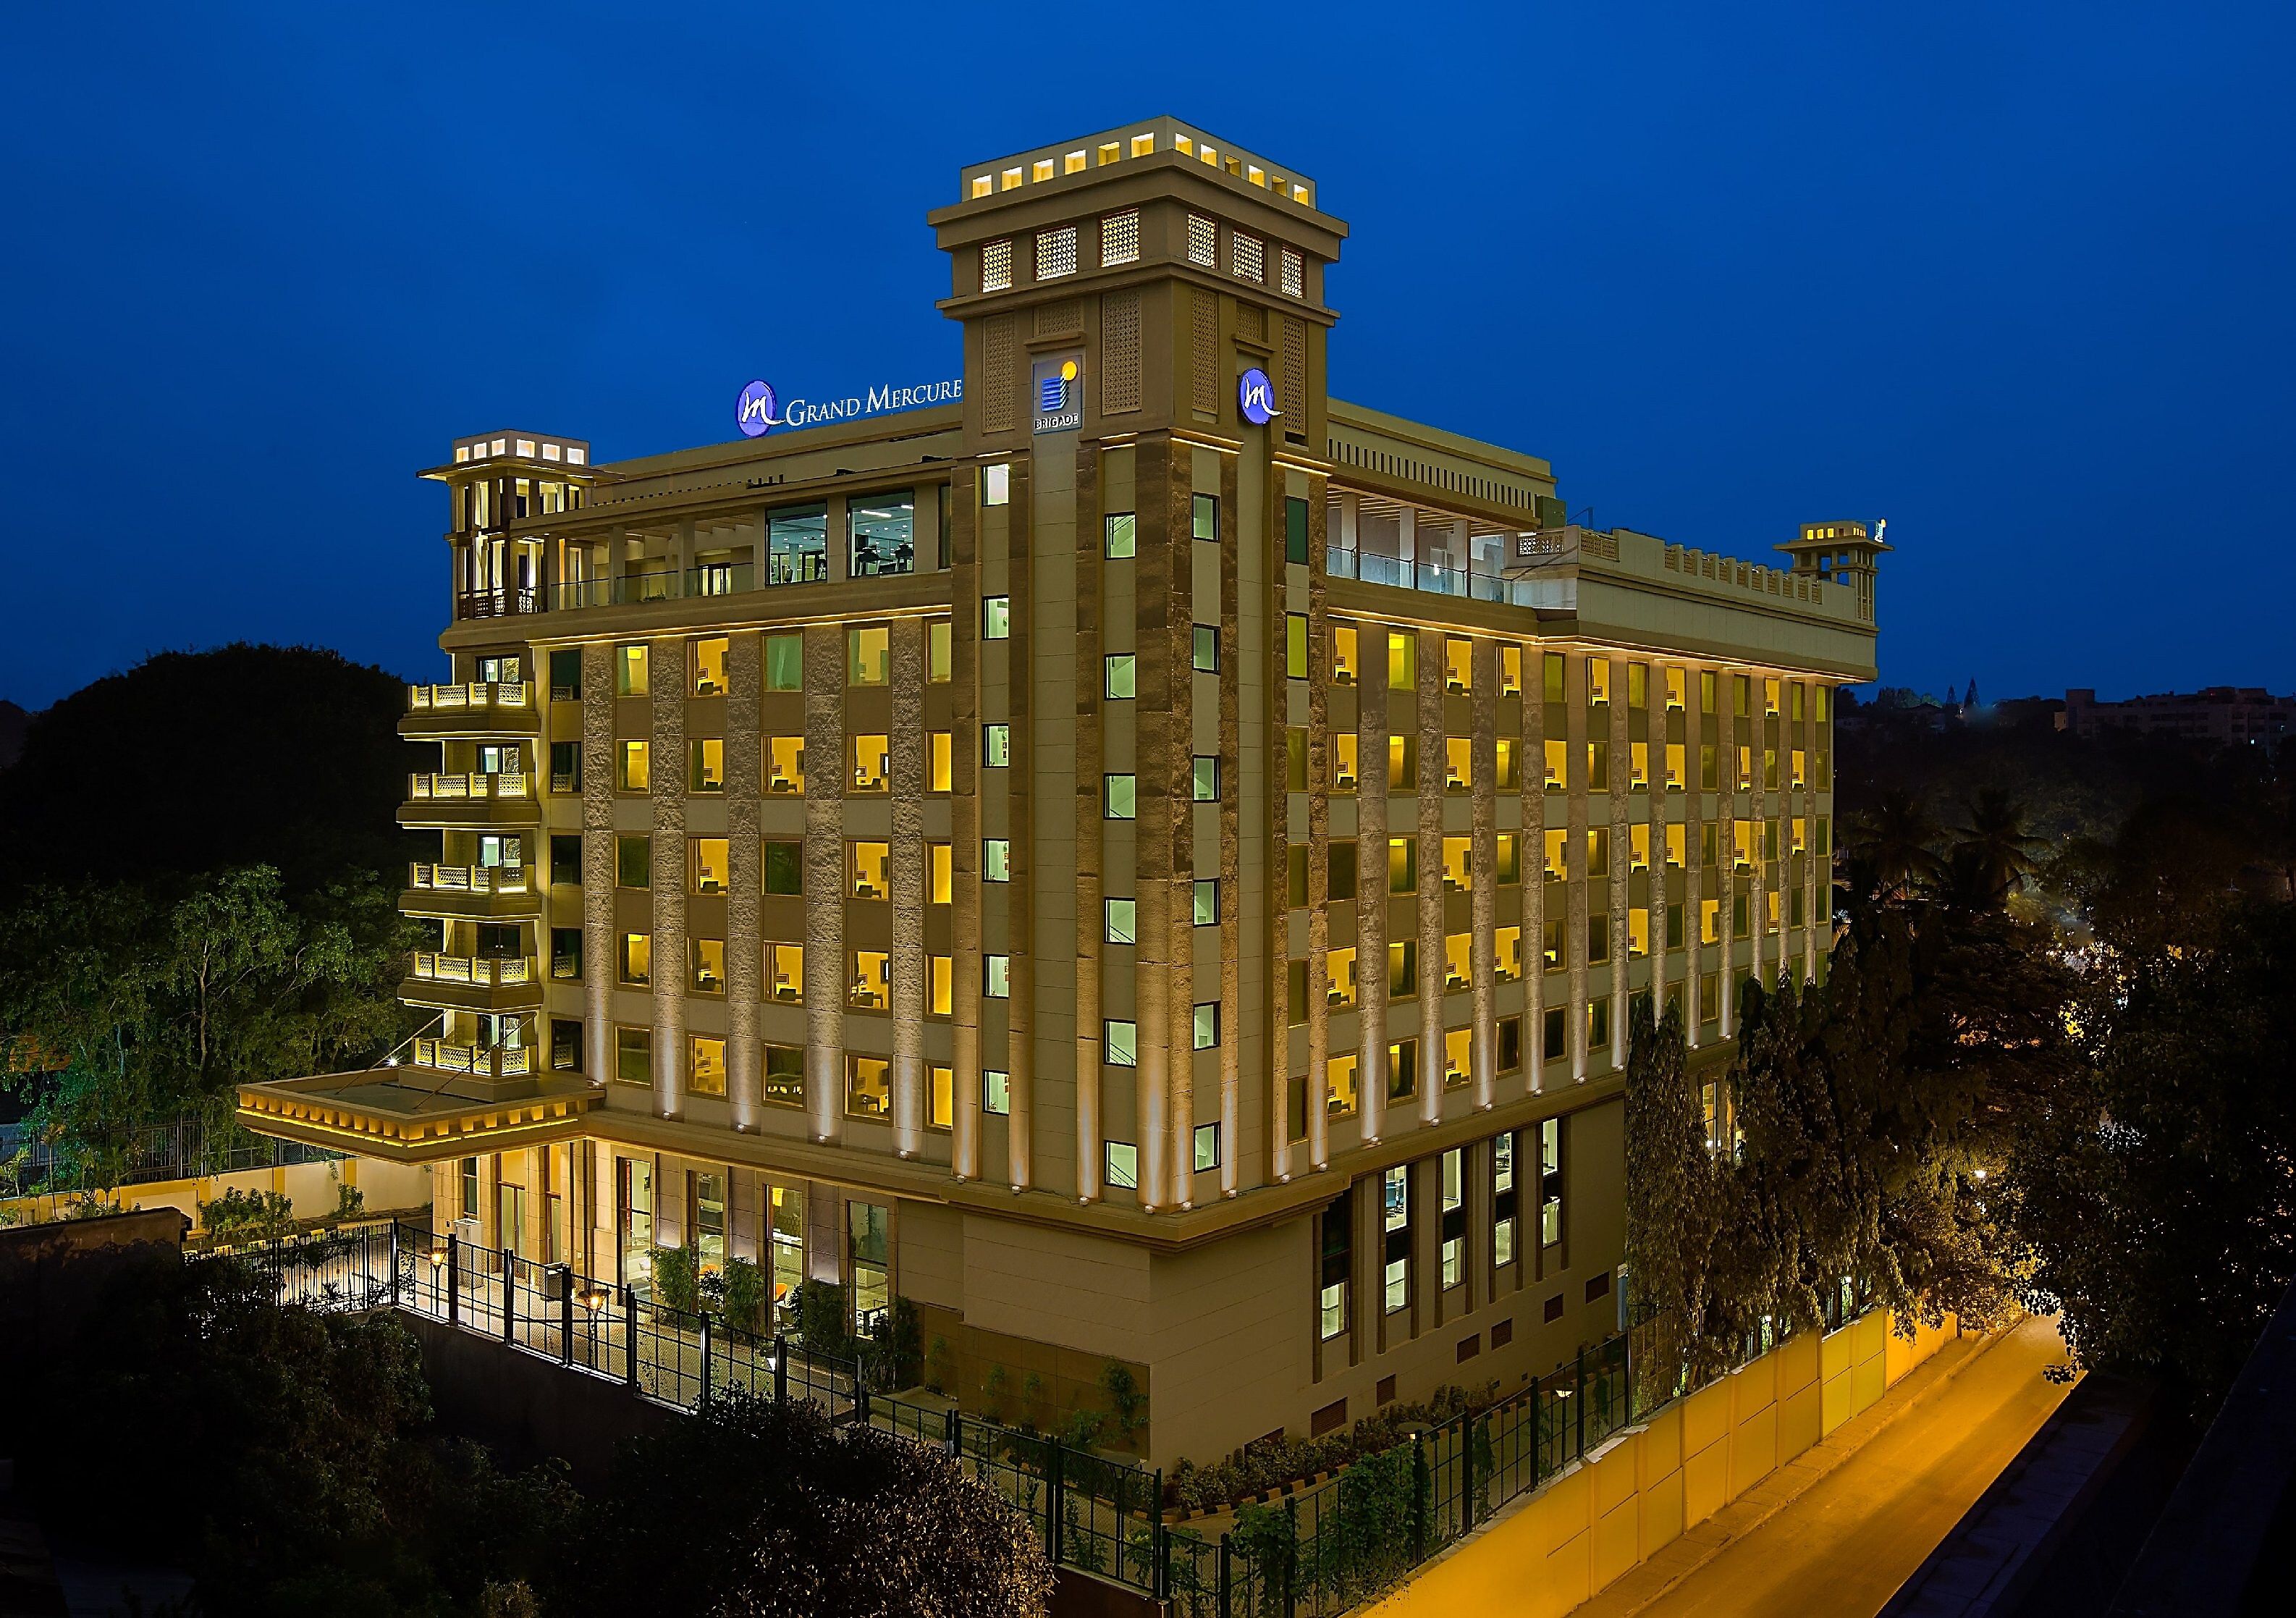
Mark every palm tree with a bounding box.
[1850,788,1946,901]
[1953,788,2047,908]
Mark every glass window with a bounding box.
[690,838,729,894]
[763,840,803,895]
[688,738,725,793]
[849,491,916,578]
[850,950,890,1009]
[1193,626,1219,673]
[983,597,1011,639]
[615,644,649,696]
[849,840,890,898]
[929,842,953,903]
[691,938,725,993]
[983,838,1011,882]
[1192,1003,1220,1050]
[1105,1019,1139,1066]
[1389,633,1416,691]
[1105,773,1136,819]
[1105,1142,1140,1189]
[984,956,1010,998]
[690,1037,727,1096]
[619,933,651,985]
[766,736,804,794]
[1333,732,1359,792]
[1286,614,1309,680]
[614,1027,650,1086]
[846,1056,891,1118]
[763,1045,805,1108]
[1105,898,1136,945]
[851,734,890,792]
[1194,1123,1220,1173]
[981,463,1010,506]
[931,731,952,791]
[983,723,1012,767]
[616,833,651,889]
[767,502,829,586]
[550,927,581,980]
[617,741,650,793]
[847,626,890,686]
[1285,497,1310,565]
[849,1202,890,1331]
[1105,654,1136,699]
[1328,1053,1359,1117]
[764,633,803,690]
[931,954,953,1015]
[928,620,952,681]
[1192,493,1218,541]
[769,943,803,1003]
[1332,625,1357,685]
[1194,878,1219,926]
[1192,756,1220,801]
[1105,513,1136,559]
[929,1065,954,1129]
[983,1069,1011,1114]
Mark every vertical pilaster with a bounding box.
[1609,657,1631,1071]
[803,622,845,1142]
[727,632,762,1128]
[1416,628,1443,1128]
[1357,624,1389,1140]
[581,643,615,1088]
[890,618,927,1157]
[650,634,687,1119]
[1469,637,1497,1108]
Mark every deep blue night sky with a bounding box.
[4,3,2289,709]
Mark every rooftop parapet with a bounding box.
[959,116,1317,211]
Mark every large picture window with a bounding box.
[767,501,829,586]
[848,490,916,578]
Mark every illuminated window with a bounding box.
[619,932,651,986]
[981,463,1010,508]
[930,731,952,791]
[1388,734,1415,784]
[1631,824,1651,871]
[1445,737,1472,792]
[689,838,729,895]
[1496,738,1520,790]
[1589,739,1610,786]
[982,1067,1010,1112]
[984,956,1010,998]
[1630,741,1649,791]
[1328,1053,1359,1118]
[688,738,725,793]
[1667,743,1687,791]
[1588,659,1610,704]
[1444,1032,1471,1095]
[1667,824,1687,867]
[929,841,952,903]
[1037,227,1078,280]
[850,951,890,1010]
[615,644,648,696]
[981,239,1013,292]
[1332,625,1358,685]
[846,1056,890,1118]
[1666,667,1686,709]
[1186,214,1217,266]
[1445,932,1472,990]
[1544,738,1566,791]
[690,937,725,993]
[983,723,1011,767]
[1105,511,1136,558]
[983,839,1011,882]
[1280,246,1304,298]
[1388,837,1416,893]
[617,740,650,792]
[1496,926,1523,981]
[1231,232,1265,282]
[931,955,952,1016]
[766,736,804,795]
[1327,947,1357,1008]
[1105,1019,1139,1066]
[1545,827,1569,879]
[768,943,803,1004]
[689,636,728,696]
[1105,654,1135,699]
[983,597,1010,639]
[1333,731,1358,792]
[851,734,890,793]
[849,840,890,898]
[1442,835,1471,891]
[929,1065,954,1128]
[1588,827,1611,877]
[690,1037,727,1097]
[1388,633,1416,691]
[1496,833,1521,883]
[1102,210,1140,266]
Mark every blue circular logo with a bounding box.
[1238,367,1280,426]
[735,379,779,437]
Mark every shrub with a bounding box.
[719,1257,768,1337]
[649,1245,700,1315]
[199,1187,295,1242]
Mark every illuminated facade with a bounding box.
[240,118,1881,1465]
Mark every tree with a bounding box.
[1848,787,1945,902]
[0,866,412,1190]
[2019,897,2296,1407]
[1949,788,2048,909]
[1624,998,1729,1392]
[0,643,423,898]
[562,1386,1052,1618]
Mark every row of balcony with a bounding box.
[453,556,848,622]
[410,952,533,987]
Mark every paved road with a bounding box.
[1629,1315,2073,1618]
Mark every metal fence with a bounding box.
[203,1221,1844,1614]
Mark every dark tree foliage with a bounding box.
[35,1251,578,1617]
[1624,998,1729,1391]
[2019,897,2296,1406]
[0,643,426,898]
[560,1387,1052,1618]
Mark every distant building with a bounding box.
[2061,687,2296,746]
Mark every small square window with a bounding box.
[1105,512,1136,558]
[981,463,1010,506]
[983,597,1011,639]
[1104,774,1136,819]
[1105,898,1136,945]
[983,723,1012,767]
[1105,1141,1140,1189]
[1105,1019,1139,1066]
[1104,654,1136,700]
[1192,626,1219,673]
[1192,492,1218,541]
[1192,1003,1220,1050]
[1192,756,1220,801]
[1194,878,1220,925]
[1194,1123,1220,1172]
[983,838,1012,882]
[984,956,1010,998]
[983,1069,1011,1115]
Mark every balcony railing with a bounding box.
[408,771,531,801]
[411,953,534,987]
[1324,545,1545,607]
[407,681,535,715]
[548,553,835,612]
[410,1038,532,1078]
[455,586,543,621]
[409,861,531,895]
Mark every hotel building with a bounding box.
[239,119,1883,1467]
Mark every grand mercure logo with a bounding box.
[736,379,780,437]
[1238,366,1280,426]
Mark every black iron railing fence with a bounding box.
[201,1221,1846,1614]
[1,1115,339,1197]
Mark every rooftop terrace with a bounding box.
[961,116,1317,211]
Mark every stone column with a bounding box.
[581,643,615,1087]
[803,623,845,1142]
[650,635,687,1119]
[727,633,762,1127]
[890,619,928,1158]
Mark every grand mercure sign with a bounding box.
[735,375,963,437]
